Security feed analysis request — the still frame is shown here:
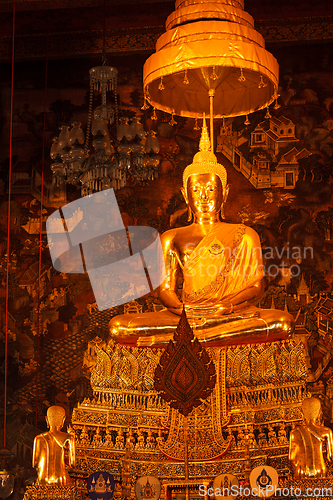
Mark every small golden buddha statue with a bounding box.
[247,424,257,448]
[104,427,114,448]
[289,397,333,478]
[267,424,278,446]
[126,428,135,449]
[109,120,294,347]
[136,429,145,449]
[115,428,125,449]
[32,406,76,485]
[237,428,246,450]
[258,427,268,448]
[278,422,288,444]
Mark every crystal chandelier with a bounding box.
[50,64,160,197]
[0,449,14,499]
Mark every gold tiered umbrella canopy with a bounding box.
[143,0,279,118]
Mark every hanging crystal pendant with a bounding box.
[58,125,71,150]
[89,66,118,93]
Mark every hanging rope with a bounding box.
[102,0,106,49]
[4,0,15,449]
[35,20,49,435]
[208,89,215,152]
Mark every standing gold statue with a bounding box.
[289,397,333,478]
[32,406,76,485]
[110,119,294,347]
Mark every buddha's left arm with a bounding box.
[158,231,183,313]
[289,430,299,462]
[68,436,76,467]
[326,429,333,460]
[32,436,40,469]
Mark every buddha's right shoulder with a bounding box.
[35,432,47,440]
[161,228,177,244]
[161,227,187,247]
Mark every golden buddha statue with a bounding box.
[289,397,333,478]
[32,406,76,485]
[109,120,294,347]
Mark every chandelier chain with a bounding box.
[85,84,94,153]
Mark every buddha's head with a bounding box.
[301,397,322,424]
[46,405,66,429]
[182,118,229,220]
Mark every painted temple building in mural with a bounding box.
[217,115,312,189]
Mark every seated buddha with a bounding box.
[109,121,294,348]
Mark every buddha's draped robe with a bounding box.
[33,432,72,485]
[182,224,264,308]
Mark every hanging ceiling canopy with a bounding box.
[143,0,279,118]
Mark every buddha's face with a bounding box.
[185,173,224,216]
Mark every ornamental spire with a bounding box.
[199,113,211,152]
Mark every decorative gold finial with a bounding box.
[182,113,227,190]
[199,113,211,152]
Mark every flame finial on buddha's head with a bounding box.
[183,114,227,190]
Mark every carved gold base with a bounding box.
[71,339,307,480]
[291,476,333,496]
[162,480,211,500]
[23,484,82,500]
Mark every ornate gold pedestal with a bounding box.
[162,479,210,500]
[291,478,333,498]
[23,484,83,500]
[71,338,307,487]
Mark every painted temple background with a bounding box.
[1,38,333,487]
